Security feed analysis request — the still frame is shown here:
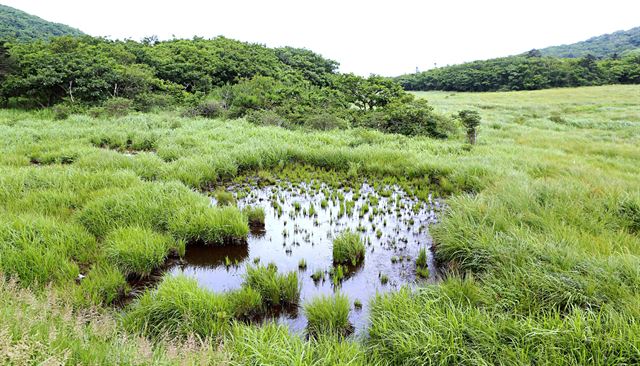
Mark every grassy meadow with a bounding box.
[0,85,639,364]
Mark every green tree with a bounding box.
[334,74,405,111]
[457,110,481,145]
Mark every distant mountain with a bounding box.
[536,26,640,58]
[0,4,83,41]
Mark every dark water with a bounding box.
[168,181,442,334]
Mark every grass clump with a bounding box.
[169,205,248,245]
[243,264,301,306]
[416,247,430,278]
[243,206,265,227]
[332,230,365,265]
[228,286,264,319]
[74,263,128,306]
[304,293,352,337]
[311,269,324,281]
[123,275,231,338]
[298,258,307,270]
[77,181,248,245]
[214,189,236,206]
[104,226,174,277]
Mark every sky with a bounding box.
[3,0,640,76]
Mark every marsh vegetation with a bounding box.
[0,85,638,364]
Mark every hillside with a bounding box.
[0,4,83,41]
[538,26,640,58]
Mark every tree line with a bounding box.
[0,35,460,138]
[396,52,640,92]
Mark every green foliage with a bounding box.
[76,181,248,244]
[304,113,350,131]
[333,73,406,111]
[243,264,301,306]
[122,275,232,338]
[104,226,174,277]
[0,34,462,137]
[214,189,236,206]
[537,26,640,58]
[228,286,264,318]
[0,4,84,42]
[304,293,352,337]
[74,263,128,306]
[457,109,481,144]
[383,98,456,138]
[242,206,265,227]
[332,230,365,265]
[397,54,640,92]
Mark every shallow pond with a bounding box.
[168,180,443,334]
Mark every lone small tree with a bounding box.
[457,110,481,145]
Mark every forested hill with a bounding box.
[396,26,640,92]
[537,26,640,58]
[0,4,84,41]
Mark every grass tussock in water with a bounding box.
[243,264,301,306]
[304,293,352,337]
[332,230,365,265]
[242,206,266,227]
[122,275,232,338]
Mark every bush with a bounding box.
[184,99,226,119]
[332,230,365,265]
[104,226,174,277]
[246,109,290,128]
[243,264,301,306]
[383,99,456,138]
[102,97,134,117]
[304,293,352,337]
[304,113,350,131]
[52,101,85,120]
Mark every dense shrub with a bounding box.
[397,54,640,92]
[246,109,289,128]
[383,99,456,138]
[183,98,226,118]
[52,101,85,120]
[304,113,350,131]
[102,97,133,117]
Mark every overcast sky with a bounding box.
[3,0,639,76]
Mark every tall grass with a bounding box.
[104,226,174,277]
[243,264,301,306]
[304,293,352,337]
[122,275,232,338]
[332,230,365,265]
[0,85,639,364]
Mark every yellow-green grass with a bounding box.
[0,85,638,364]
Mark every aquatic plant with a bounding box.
[332,230,365,265]
[304,293,352,337]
